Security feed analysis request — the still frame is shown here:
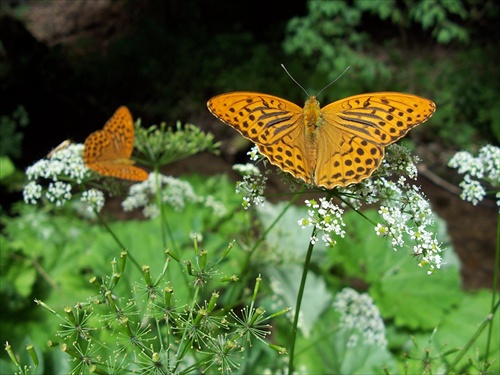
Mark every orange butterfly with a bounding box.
[208,92,435,189]
[83,106,148,181]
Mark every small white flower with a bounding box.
[204,195,227,217]
[233,163,261,176]
[23,143,95,209]
[190,232,203,242]
[375,223,389,236]
[142,204,159,218]
[235,174,267,210]
[23,181,43,205]
[247,145,261,162]
[81,189,105,213]
[25,143,89,183]
[45,181,72,207]
[298,198,346,247]
[459,175,486,206]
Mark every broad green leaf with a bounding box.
[437,290,500,374]
[334,209,462,329]
[296,308,398,374]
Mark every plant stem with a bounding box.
[288,225,317,373]
[485,214,500,365]
[95,209,141,271]
[445,299,500,374]
[224,189,303,307]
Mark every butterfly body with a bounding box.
[303,95,324,172]
[83,106,148,181]
[208,91,435,189]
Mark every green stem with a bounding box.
[446,213,499,374]
[153,168,179,253]
[154,169,167,250]
[249,188,303,260]
[445,299,500,374]
[485,213,500,365]
[288,225,317,373]
[95,209,141,271]
[173,285,200,372]
[225,189,304,307]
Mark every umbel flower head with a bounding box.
[234,143,444,275]
[23,143,104,212]
[448,144,500,208]
[121,174,226,218]
[333,287,387,347]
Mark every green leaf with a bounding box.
[297,308,398,374]
[264,265,332,336]
[333,209,462,330]
[437,290,500,374]
[0,156,15,180]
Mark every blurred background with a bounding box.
[1,0,498,289]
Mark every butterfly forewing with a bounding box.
[322,92,436,146]
[208,92,313,182]
[208,93,304,144]
[103,106,134,159]
[83,106,148,181]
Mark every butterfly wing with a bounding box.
[102,106,135,160]
[314,92,435,188]
[87,162,149,181]
[84,106,148,181]
[208,92,313,183]
[321,92,435,145]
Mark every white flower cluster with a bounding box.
[45,181,72,207]
[372,178,442,274]
[26,143,89,183]
[80,189,105,213]
[335,144,443,274]
[122,174,225,218]
[378,144,420,180]
[448,145,500,208]
[23,143,105,212]
[233,163,268,210]
[298,198,346,246]
[333,287,387,347]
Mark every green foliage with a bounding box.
[0,106,29,159]
[251,203,498,374]
[283,0,499,147]
[0,156,15,180]
[428,47,500,147]
[3,169,499,373]
[2,174,283,374]
[284,0,392,92]
[301,321,397,374]
[333,211,462,330]
[134,120,220,167]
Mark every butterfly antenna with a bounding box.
[315,66,351,97]
[281,64,310,97]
